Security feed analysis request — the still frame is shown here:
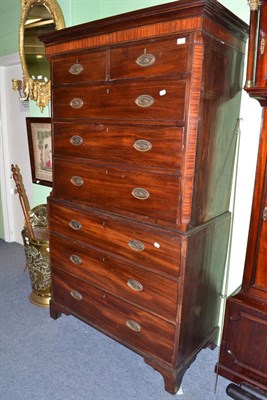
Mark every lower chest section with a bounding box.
[52,267,176,364]
[48,199,183,364]
[48,198,230,369]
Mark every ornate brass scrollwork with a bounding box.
[247,0,261,11]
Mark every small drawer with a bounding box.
[50,234,179,321]
[53,122,184,170]
[110,36,189,79]
[48,201,182,277]
[53,78,186,122]
[52,268,176,363]
[52,49,106,84]
[53,159,180,224]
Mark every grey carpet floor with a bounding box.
[0,239,232,400]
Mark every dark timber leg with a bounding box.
[50,300,63,320]
[206,342,217,351]
[144,356,197,395]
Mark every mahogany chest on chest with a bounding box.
[42,0,248,394]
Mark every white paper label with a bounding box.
[177,37,186,45]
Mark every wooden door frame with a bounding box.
[0,53,22,242]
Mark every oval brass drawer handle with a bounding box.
[136,53,156,67]
[70,135,83,146]
[70,176,84,186]
[70,290,83,301]
[128,239,145,252]
[131,188,150,200]
[70,254,82,265]
[135,95,154,108]
[70,98,84,109]
[133,139,152,152]
[127,279,144,292]
[126,319,141,332]
[69,220,82,230]
[69,63,84,75]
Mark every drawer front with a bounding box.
[53,123,184,170]
[110,36,189,79]
[48,201,181,277]
[52,267,176,363]
[52,49,106,84]
[50,234,179,321]
[53,79,186,122]
[53,159,180,223]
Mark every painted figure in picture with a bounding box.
[43,143,52,170]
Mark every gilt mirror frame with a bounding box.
[18,0,65,111]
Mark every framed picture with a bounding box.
[26,117,52,187]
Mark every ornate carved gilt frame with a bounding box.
[14,0,65,112]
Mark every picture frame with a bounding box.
[26,117,52,187]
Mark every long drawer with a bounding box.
[52,78,186,122]
[52,267,176,363]
[48,201,182,277]
[109,36,189,79]
[53,122,184,170]
[53,159,180,223]
[50,233,179,321]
